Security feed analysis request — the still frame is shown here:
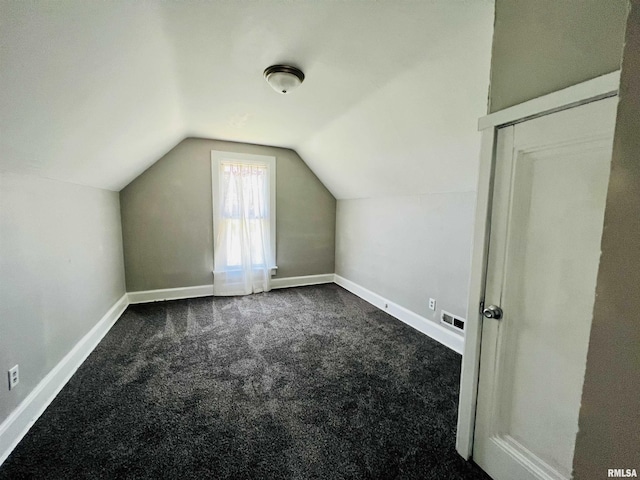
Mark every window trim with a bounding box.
[211,150,277,272]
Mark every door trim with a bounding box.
[478,71,620,130]
[455,71,621,460]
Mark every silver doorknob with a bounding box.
[483,305,503,320]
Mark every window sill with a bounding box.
[212,266,278,276]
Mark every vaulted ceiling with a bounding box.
[0,1,493,199]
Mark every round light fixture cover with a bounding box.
[264,65,305,94]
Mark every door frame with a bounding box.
[455,71,621,460]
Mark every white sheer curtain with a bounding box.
[213,161,273,296]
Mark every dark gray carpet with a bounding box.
[0,284,490,479]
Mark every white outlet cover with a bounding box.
[8,365,19,390]
[429,298,436,311]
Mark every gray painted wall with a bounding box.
[0,172,125,423]
[120,138,336,292]
[489,0,628,112]
[336,192,475,324]
[574,2,640,475]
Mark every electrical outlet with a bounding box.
[428,298,436,311]
[8,365,19,390]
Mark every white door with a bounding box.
[473,97,617,480]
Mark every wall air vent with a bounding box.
[441,310,465,333]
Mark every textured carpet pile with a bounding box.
[0,284,489,479]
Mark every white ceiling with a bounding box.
[0,0,494,198]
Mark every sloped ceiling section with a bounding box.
[0,1,494,197]
[0,1,185,191]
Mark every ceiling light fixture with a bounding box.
[263,65,305,94]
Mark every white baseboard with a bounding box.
[127,284,215,304]
[271,274,335,290]
[128,275,336,304]
[0,293,129,467]
[334,275,464,354]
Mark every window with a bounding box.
[211,151,276,296]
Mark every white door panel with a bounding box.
[473,98,617,480]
